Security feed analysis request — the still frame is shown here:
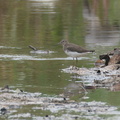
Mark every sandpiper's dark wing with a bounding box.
[66,43,95,53]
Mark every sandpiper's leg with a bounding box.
[76,57,78,61]
[75,57,79,64]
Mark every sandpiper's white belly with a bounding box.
[65,50,87,58]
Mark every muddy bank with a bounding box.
[62,65,120,91]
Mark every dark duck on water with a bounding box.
[99,48,120,66]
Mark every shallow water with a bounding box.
[0,0,120,119]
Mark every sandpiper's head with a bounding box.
[58,40,68,45]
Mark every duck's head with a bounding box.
[99,54,109,60]
[99,54,110,66]
[58,40,68,45]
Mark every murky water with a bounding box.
[0,0,120,119]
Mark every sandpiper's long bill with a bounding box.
[59,40,95,60]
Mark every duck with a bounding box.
[99,48,120,66]
[95,48,120,67]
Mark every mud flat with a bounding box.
[0,88,120,120]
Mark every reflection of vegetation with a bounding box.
[109,0,120,25]
[55,0,85,43]
[0,0,120,45]
[87,0,120,26]
[0,0,85,47]
[1,0,120,47]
